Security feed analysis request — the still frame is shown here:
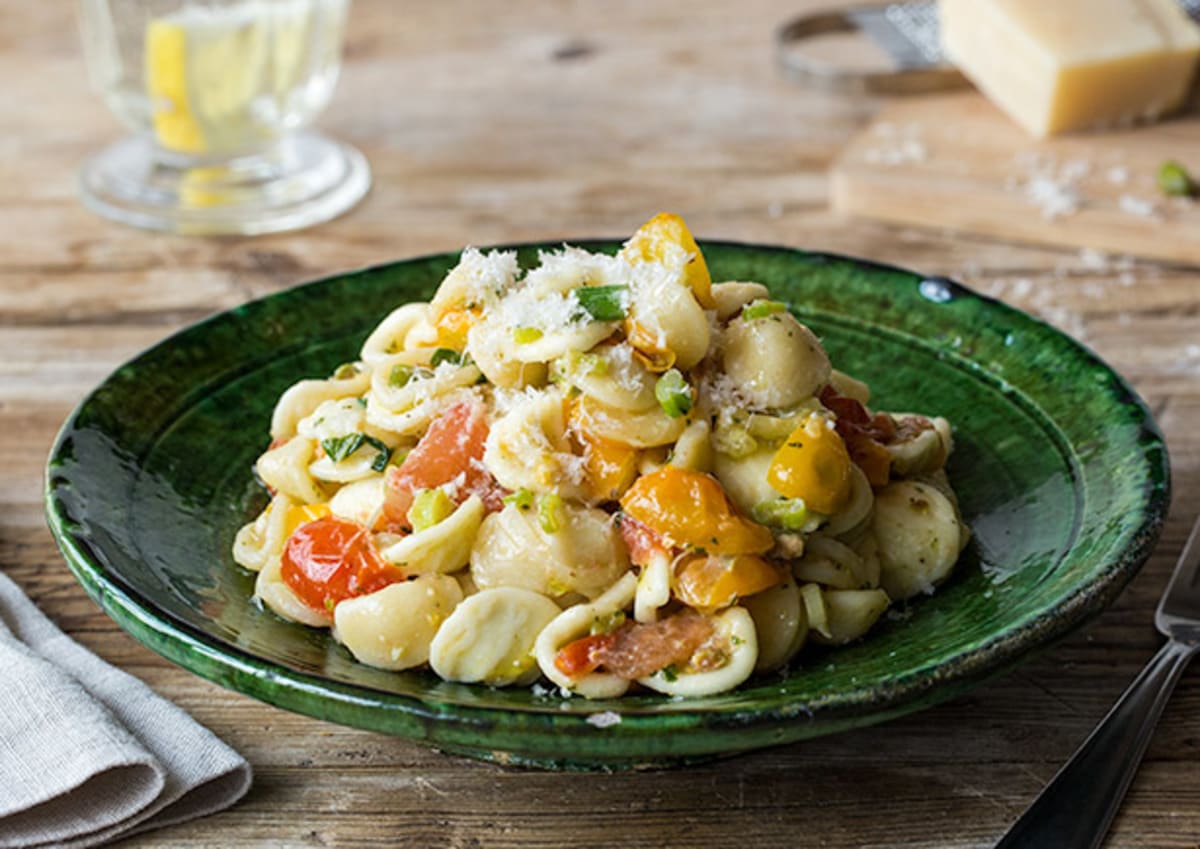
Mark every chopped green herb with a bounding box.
[590,610,626,636]
[512,327,544,344]
[660,664,679,682]
[332,362,360,379]
[324,598,336,612]
[752,497,809,531]
[502,488,535,511]
[1158,160,1195,197]
[537,493,564,534]
[408,488,455,532]
[430,348,463,368]
[321,432,390,471]
[574,285,629,321]
[655,368,693,418]
[730,635,745,647]
[355,396,368,408]
[362,435,392,472]
[388,363,415,388]
[321,432,365,462]
[741,299,787,321]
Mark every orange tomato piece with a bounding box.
[281,516,404,612]
[619,466,773,555]
[382,397,502,531]
[620,212,716,309]
[675,553,787,610]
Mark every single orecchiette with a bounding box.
[333,575,464,671]
[742,579,807,673]
[470,502,630,601]
[378,495,485,575]
[255,553,332,628]
[626,263,710,370]
[429,587,561,686]
[872,480,965,600]
[270,370,371,442]
[483,389,587,497]
[256,437,326,504]
[721,311,830,410]
[360,303,433,363]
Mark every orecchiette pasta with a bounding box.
[231,213,969,702]
[430,587,561,686]
[333,575,463,670]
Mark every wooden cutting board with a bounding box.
[831,91,1200,264]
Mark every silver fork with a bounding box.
[994,514,1200,849]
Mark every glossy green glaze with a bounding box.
[45,241,1170,770]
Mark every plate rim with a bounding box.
[44,238,1172,765]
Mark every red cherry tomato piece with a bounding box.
[281,516,403,612]
[381,397,504,531]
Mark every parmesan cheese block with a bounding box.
[939,0,1200,137]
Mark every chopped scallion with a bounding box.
[576,352,608,376]
[408,488,455,533]
[590,610,626,636]
[430,348,463,367]
[502,488,535,511]
[741,299,787,321]
[537,493,564,533]
[752,497,809,531]
[388,364,415,388]
[512,327,544,344]
[655,368,693,418]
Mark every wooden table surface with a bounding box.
[3,2,1199,847]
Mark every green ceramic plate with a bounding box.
[45,241,1169,770]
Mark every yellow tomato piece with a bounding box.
[620,466,773,555]
[285,503,332,538]
[584,437,639,502]
[435,307,480,350]
[566,398,639,501]
[146,19,206,153]
[675,553,787,610]
[767,414,853,515]
[621,212,716,309]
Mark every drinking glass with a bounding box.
[77,0,370,235]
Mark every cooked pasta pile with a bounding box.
[233,213,969,700]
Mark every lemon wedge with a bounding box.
[144,3,312,155]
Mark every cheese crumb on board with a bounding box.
[940,0,1200,137]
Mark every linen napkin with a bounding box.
[0,572,251,848]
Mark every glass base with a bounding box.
[78,132,371,236]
